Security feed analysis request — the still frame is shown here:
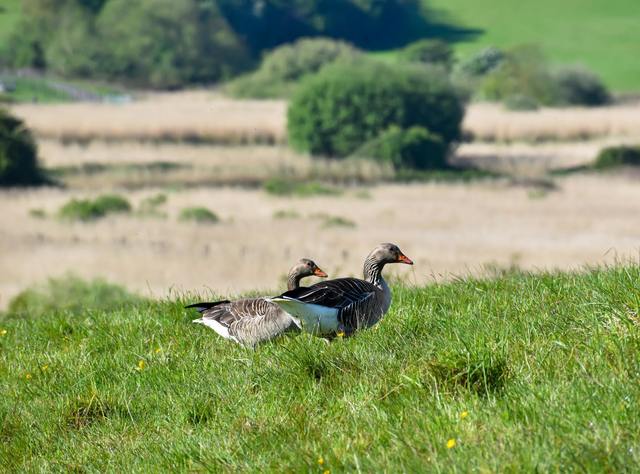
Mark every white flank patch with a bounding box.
[193,318,238,342]
[269,297,339,335]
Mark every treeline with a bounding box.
[2,0,442,88]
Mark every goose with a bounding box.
[186,258,327,347]
[270,243,412,337]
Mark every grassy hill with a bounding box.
[1,266,639,470]
[0,0,20,52]
[423,0,640,91]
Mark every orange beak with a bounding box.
[314,267,328,277]
[397,253,413,265]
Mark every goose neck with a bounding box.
[286,272,302,291]
[363,256,385,286]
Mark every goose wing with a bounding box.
[279,278,379,331]
[188,297,298,346]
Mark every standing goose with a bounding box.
[270,243,412,337]
[187,259,327,347]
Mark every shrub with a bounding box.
[352,126,448,170]
[5,275,145,320]
[593,146,640,169]
[226,37,361,98]
[457,47,505,77]
[480,46,557,105]
[287,61,464,160]
[58,194,131,221]
[92,194,131,213]
[0,108,44,186]
[399,39,454,69]
[179,207,219,223]
[479,47,610,108]
[553,66,610,106]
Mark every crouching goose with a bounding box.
[270,243,412,337]
[187,259,327,347]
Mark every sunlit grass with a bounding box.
[1,266,639,470]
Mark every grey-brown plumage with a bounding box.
[271,244,413,337]
[187,259,327,347]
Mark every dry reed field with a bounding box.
[2,174,639,309]
[10,92,640,144]
[10,91,287,144]
[37,140,392,188]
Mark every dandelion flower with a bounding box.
[323,470,330,474]
[0,329,7,336]
[336,330,345,338]
[136,360,146,371]
[25,373,32,380]
[41,365,49,371]
[447,438,456,449]
[460,411,468,419]
[318,456,324,465]
[155,347,162,354]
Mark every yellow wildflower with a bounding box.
[136,360,146,371]
[460,411,468,419]
[25,373,32,380]
[323,470,330,474]
[155,347,162,354]
[447,438,456,449]
[317,456,324,465]
[0,329,7,336]
[336,330,345,338]
[41,364,49,371]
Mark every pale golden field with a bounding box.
[2,93,640,309]
[11,92,640,144]
[1,174,640,309]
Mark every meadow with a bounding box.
[420,0,640,91]
[1,265,639,471]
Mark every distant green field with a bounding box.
[422,0,640,91]
[1,266,639,470]
[0,0,20,51]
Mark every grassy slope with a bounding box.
[0,0,20,51]
[1,266,640,471]
[422,0,640,91]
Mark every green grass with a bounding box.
[372,0,640,91]
[1,266,639,470]
[420,0,640,91]
[263,178,343,197]
[178,207,219,224]
[0,0,20,52]
[58,194,132,222]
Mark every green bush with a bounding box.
[593,146,640,169]
[0,108,44,186]
[5,275,145,320]
[399,39,454,69]
[457,47,505,77]
[553,66,610,106]
[179,207,219,223]
[226,37,361,98]
[58,194,131,221]
[480,46,557,105]
[479,47,611,108]
[352,126,448,170]
[287,61,464,160]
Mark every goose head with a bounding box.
[364,243,412,282]
[287,258,328,290]
[369,243,413,266]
